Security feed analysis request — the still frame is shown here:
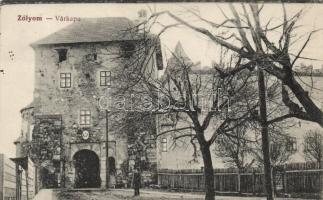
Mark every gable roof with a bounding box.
[31,17,140,46]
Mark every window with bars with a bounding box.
[100,71,111,86]
[60,73,71,88]
[162,138,167,152]
[286,137,297,152]
[304,134,321,151]
[80,110,91,126]
[304,140,310,151]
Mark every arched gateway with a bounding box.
[73,149,101,188]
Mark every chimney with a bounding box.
[138,9,147,22]
[135,9,147,33]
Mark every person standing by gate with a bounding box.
[132,168,141,196]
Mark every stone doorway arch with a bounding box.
[73,149,101,188]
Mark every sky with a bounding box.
[1,3,323,157]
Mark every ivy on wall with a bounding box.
[30,115,63,187]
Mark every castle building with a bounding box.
[156,42,323,170]
[15,17,163,189]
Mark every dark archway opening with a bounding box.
[39,161,60,189]
[73,149,101,188]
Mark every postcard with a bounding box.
[0,1,322,200]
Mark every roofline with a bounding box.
[30,38,144,48]
[20,105,34,113]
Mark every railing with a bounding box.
[157,162,323,194]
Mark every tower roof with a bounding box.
[166,41,193,72]
[173,41,189,59]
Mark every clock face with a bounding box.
[82,130,90,140]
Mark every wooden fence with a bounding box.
[157,162,323,194]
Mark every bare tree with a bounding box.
[214,125,255,170]
[257,66,276,199]
[107,109,158,191]
[214,66,293,199]
[303,129,323,168]
[214,124,255,194]
[113,4,322,199]
[150,4,323,126]
[135,5,322,200]
[252,125,296,195]
[252,126,296,165]
[271,136,295,167]
[117,36,259,199]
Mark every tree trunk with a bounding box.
[201,144,215,200]
[237,169,241,194]
[318,149,322,169]
[258,68,275,200]
[284,75,323,126]
[318,158,322,169]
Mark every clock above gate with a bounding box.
[82,130,90,140]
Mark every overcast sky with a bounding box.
[1,3,323,157]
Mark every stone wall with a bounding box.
[27,40,159,188]
[0,154,16,200]
[0,155,36,200]
[30,42,131,188]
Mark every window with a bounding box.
[60,73,71,88]
[85,52,97,61]
[286,137,297,152]
[28,125,34,141]
[80,110,91,126]
[56,49,68,63]
[270,142,279,154]
[304,134,321,151]
[304,140,310,151]
[100,71,111,86]
[162,138,167,152]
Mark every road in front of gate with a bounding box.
[33,189,58,200]
[49,188,320,200]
